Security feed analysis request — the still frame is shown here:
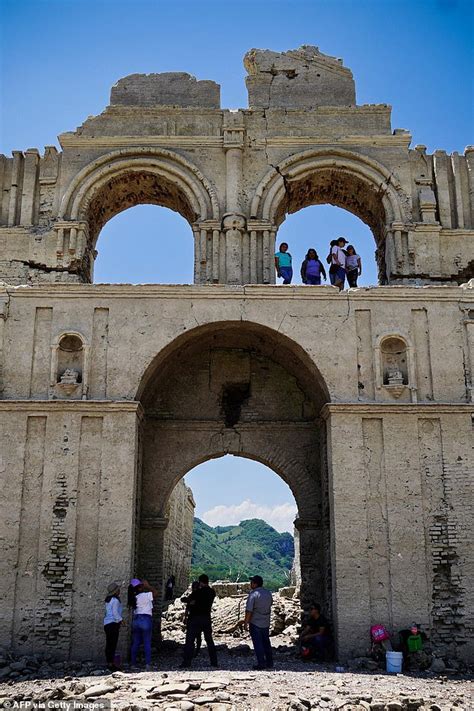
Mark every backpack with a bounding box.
[370,624,390,643]
[326,252,332,265]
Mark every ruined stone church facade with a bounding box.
[0,47,473,662]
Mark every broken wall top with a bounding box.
[244,46,356,109]
[110,72,221,108]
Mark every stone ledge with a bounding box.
[148,419,317,430]
[321,402,474,418]
[59,134,224,149]
[0,400,144,415]
[258,134,411,148]
[2,282,473,302]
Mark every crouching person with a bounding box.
[300,603,330,661]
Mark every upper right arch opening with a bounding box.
[252,149,407,285]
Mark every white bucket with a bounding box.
[386,650,403,673]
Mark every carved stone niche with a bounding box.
[379,336,409,399]
[50,333,89,399]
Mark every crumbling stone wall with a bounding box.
[162,479,195,598]
[0,47,473,664]
[1,283,472,662]
[0,46,472,286]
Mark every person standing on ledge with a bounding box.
[181,573,218,668]
[242,575,274,670]
[301,248,327,285]
[331,236,348,291]
[274,242,293,284]
[345,244,362,287]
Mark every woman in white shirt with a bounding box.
[128,577,159,669]
[330,237,348,291]
[103,582,123,671]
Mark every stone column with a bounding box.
[225,148,243,215]
[464,316,474,402]
[294,517,327,612]
[7,151,23,227]
[223,213,246,285]
[19,149,40,226]
[464,146,474,229]
[223,111,244,214]
[222,111,246,284]
[433,150,453,228]
[247,220,276,284]
[0,290,8,397]
[193,221,221,284]
[139,515,169,636]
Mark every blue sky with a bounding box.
[1,0,473,531]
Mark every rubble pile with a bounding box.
[162,583,301,642]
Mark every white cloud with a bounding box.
[201,499,297,533]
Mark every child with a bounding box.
[104,582,123,671]
[301,249,327,285]
[274,242,293,284]
[345,245,362,287]
[407,623,423,653]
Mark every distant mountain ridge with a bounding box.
[191,517,294,590]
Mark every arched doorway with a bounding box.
[94,204,194,284]
[251,148,408,284]
[57,148,219,283]
[135,321,332,624]
[173,454,297,593]
[277,204,378,286]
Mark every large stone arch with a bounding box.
[57,149,220,282]
[136,320,332,617]
[251,148,411,282]
[60,147,219,233]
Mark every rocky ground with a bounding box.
[0,636,472,711]
[1,589,472,710]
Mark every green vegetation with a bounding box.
[191,518,294,591]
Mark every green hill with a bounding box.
[191,518,294,590]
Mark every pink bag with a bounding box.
[370,624,390,643]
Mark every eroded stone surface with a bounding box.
[110,73,220,108]
[0,47,473,669]
[244,46,356,108]
[0,47,472,286]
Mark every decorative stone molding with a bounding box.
[419,187,438,224]
[53,221,89,267]
[374,333,416,402]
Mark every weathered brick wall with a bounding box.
[0,284,472,662]
[162,479,195,597]
[326,406,473,661]
[0,403,140,660]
